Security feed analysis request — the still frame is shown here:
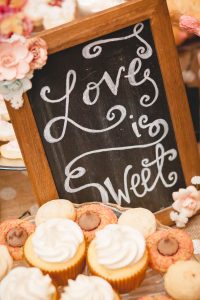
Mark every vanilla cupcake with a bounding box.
[0,140,23,160]
[24,219,86,285]
[35,199,76,226]
[0,120,15,142]
[0,246,13,281]
[0,267,57,300]
[77,0,125,15]
[87,224,148,293]
[61,275,121,299]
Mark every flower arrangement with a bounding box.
[179,15,200,36]
[170,184,200,228]
[0,34,48,109]
[0,0,33,38]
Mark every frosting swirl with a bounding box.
[0,267,55,300]
[0,245,13,281]
[32,218,83,263]
[95,224,145,269]
[61,275,114,300]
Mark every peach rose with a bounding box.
[26,37,47,70]
[180,15,200,36]
[0,38,33,80]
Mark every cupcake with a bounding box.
[61,274,121,299]
[118,208,157,238]
[164,260,200,300]
[76,204,117,244]
[0,219,35,260]
[35,199,76,226]
[147,229,193,272]
[0,245,13,281]
[87,224,148,293]
[24,218,86,285]
[0,267,57,300]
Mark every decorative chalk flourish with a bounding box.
[82,23,152,60]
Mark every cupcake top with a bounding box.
[0,245,13,281]
[0,267,55,300]
[61,275,115,300]
[94,224,145,269]
[35,199,76,226]
[32,218,84,263]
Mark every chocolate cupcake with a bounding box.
[76,204,117,244]
[0,219,35,260]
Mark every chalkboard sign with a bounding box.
[8,0,200,223]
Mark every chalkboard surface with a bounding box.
[28,20,185,212]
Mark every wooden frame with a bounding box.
[7,0,200,224]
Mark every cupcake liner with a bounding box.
[24,236,86,286]
[87,252,148,294]
[46,255,86,286]
[25,251,86,286]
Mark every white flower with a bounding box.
[0,75,32,109]
[77,0,125,15]
[170,211,188,228]
[43,0,75,30]
[182,70,196,83]
[24,0,48,23]
[191,176,200,185]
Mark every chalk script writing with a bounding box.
[40,22,178,205]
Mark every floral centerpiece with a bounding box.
[0,34,48,109]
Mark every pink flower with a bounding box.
[180,15,200,36]
[0,37,33,80]
[26,37,47,70]
[172,186,200,218]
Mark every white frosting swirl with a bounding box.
[61,275,114,300]
[32,218,83,263]
[95,224,145,269]
[0,267,55,300]
[0,246,13,281]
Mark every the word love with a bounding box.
[41,23,158,144]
